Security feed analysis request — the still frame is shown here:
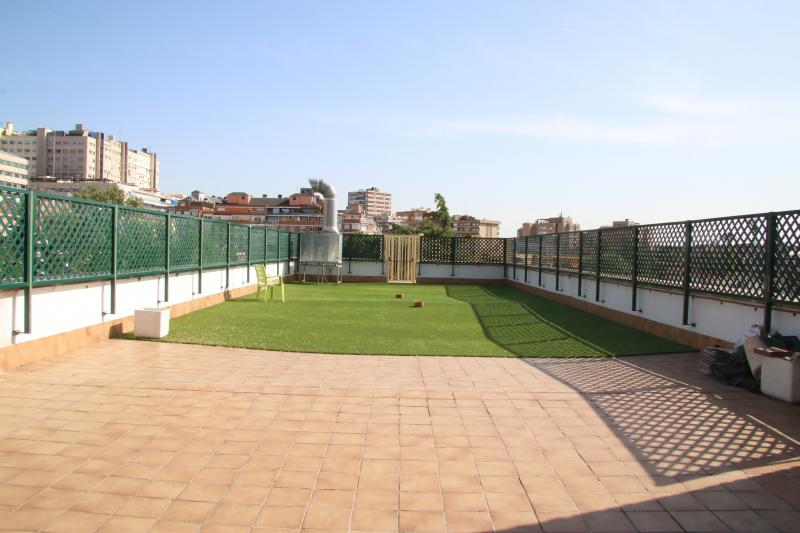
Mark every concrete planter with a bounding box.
[761,357,800,403]
[134,308,170,339]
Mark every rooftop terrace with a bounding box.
[0,340,798,532]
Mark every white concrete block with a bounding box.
[134,308,170,338]
[761,356,800,403]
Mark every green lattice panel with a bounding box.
[250,227,266,263]
[291,233,300,259]
[454,238,504,264]
[637,223,685,288]
[513,237,526,265]
[580,231,598,276]
[202,220,228,268]
[691,216,766,298]
[170,216,200,271]
[600,227,635,281]
[34,196,113,282]
[229,224,249,265]
[540,235,557,271]
[279,232,290,261]
[505,238,514,265]
[266,229,279,262]
[420,237,452,263]
[343,234,383,261]
[0,188,27,287]
[118,208,166,275]
[558,233,580,274]
[772,212,799,304]
[524,236,539,268]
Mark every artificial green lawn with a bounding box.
[156,283,691,357]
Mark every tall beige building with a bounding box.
[347,187,391,218]
[0,122,159,191]
[0,150,29,188]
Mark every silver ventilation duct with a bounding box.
[308,178,339,234]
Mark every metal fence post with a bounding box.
[512,238,517,280]
[246,225,252,283]
[524,236,529,283]
[23,190,34,334]
[198,218,204,294]
[110,205,118,314]
[451,237,456,277]
[276,230,281,274]
[763,213,777,333]
[226,223,231,288]
[503,239,507,278]
[595,229,602,302]
[577,232,583,297]
[555,233,561,291]
[164,212,171,303]
[538,235,543,286]
[631,226,639,311]
[682,221,693,325]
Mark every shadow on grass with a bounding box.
[445,285,691,357]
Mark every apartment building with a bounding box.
[0,150,29,188]
[339,203,377,234]
[0,122,159,191]
[453,215,501,238]
[517,215,580,237]
[347,187,392,218]
[191,188,325,233]
[601,218,639,228]
[394,208,431,229]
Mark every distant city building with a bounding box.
[339,203,378,234]
[0,150,28,188]
[187,188,325,232]
[517,215,580,237]
[374,214,400,234]
[394,208,431,229]
[453,215,501,238]
[347,187,392,218]
[0,121,159,192]
[601,219,639,228]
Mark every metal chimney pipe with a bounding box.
[308,178,339,234]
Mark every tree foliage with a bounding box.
[388,193,454,237]
[74,184,144,207]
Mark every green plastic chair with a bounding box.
[254,264,285,302]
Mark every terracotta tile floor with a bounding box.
[0,340,798,532]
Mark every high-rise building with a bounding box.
[517,216,579,237]
[0,150,29,188]
[453,215,501,238]
[0,122,159,191]
[347,187,392,218]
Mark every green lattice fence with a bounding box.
[774,212,800,304]
[34,195,114,282]
[342,234,383,261]
[201,220,228,268]
[420,237,453,263]
[250,226,266,263]
[170,216,200,272]
[0,187,28,287]
[229,224,250,266]
[279,231,290,261]
[558,233,580,274]
[541,234,557,270]
[580,231,598,276]
[637,223,685,288]
[600,227,635,282]
[266,229,279,262]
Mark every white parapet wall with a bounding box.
[342,261,505,280]
[509,267,799,344]
[0,261,294,349]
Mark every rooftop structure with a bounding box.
[453,215,501,238]
[0,150,28,189]
[517,215,580,237]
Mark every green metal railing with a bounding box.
[506,209,800,331]
[0,185,301,335]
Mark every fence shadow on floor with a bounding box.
[445,285,799,488]
[444,284,687,357]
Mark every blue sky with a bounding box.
[2,1,798,235]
